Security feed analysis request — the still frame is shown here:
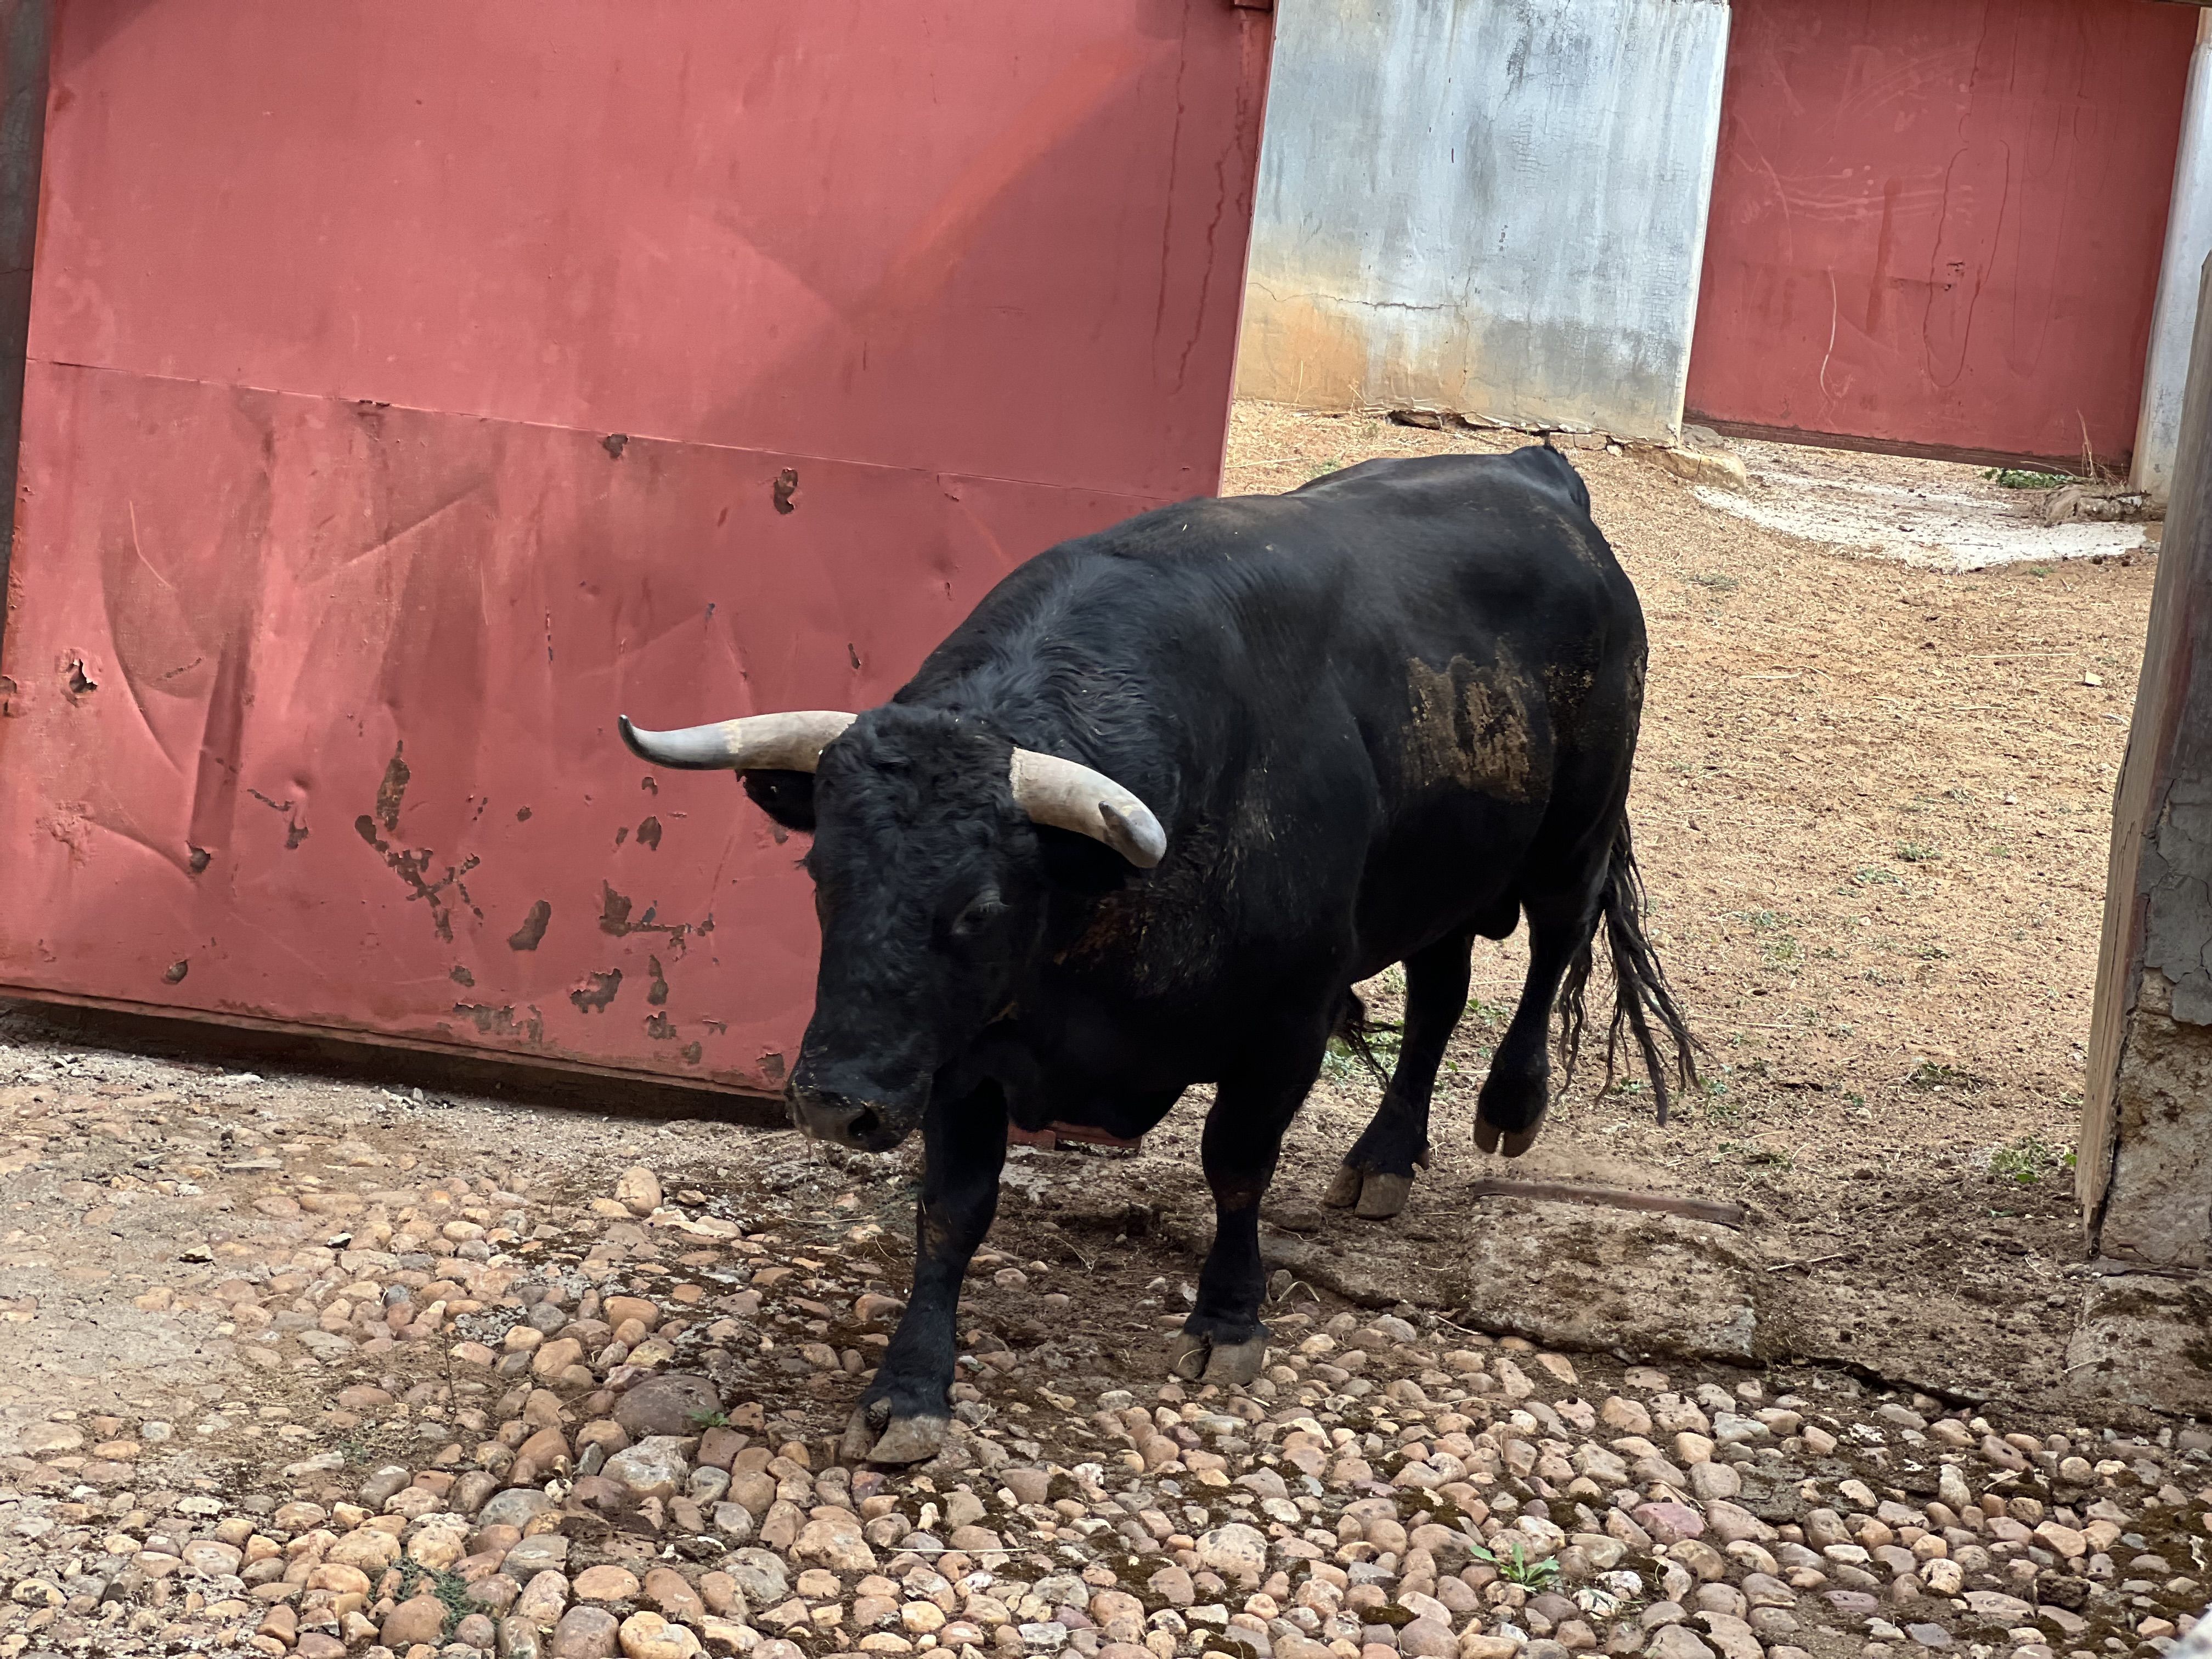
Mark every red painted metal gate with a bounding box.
[0,1,1272,1097]
[1686,0,2194,470]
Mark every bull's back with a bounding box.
[909,447,1641,981]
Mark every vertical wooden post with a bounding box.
[2080,252,2212,1269]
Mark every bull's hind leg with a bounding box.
[1322,928,1474,1220]
[1473,884,1602,1158]
[843,1081,1005,1465]
[1172,1025,1330,1386]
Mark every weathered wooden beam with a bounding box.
[2080,251,2212,1266]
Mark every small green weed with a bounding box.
[1686,572,1741,591]
[1468,1538,1560,1588]
[1985,468,2071,489]
[1322,1026,1403,1084]
[1894,842,1940,863]
[1728,909,1792,930]
[394,1562,472,1634]
[1988,1135,2073,1186]
[689,1407,730,1430]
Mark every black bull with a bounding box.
[621,448,1695,1465]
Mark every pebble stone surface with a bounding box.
[1,1045,2209,1659]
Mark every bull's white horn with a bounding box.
[1009,749,1168,868]
[618,710,856,771]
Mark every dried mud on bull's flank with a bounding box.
[1220,404,2151,1407]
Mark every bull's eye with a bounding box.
[950,889,1004,940]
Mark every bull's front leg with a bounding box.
[842,1082,1006,1466]
[1171,1033,1327,1387]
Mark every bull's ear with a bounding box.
[741,769,816,832]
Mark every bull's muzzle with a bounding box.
[787,1085,913,1153]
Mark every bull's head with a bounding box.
[618,706,1165,1150]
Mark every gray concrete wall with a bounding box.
[1236,0,1729,445]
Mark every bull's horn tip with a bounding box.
[1102,803,1168,869]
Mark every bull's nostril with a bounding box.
[847,1107,880,1139]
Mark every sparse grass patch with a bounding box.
[1468,1537,1560,1588]
[1322,1025,1403,1084]
[1894,842,1940,863]
[1988,1135,2072,1186]
[394,1562,472,1634]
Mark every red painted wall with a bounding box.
[0,1,1272,1094]
[1687,0,2194,470]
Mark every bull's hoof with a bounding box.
[841,1403,949,1466]
[1473,1117,1542,1158]
[1321,1166,1364,1209]
[1168,1329,1269,1386]
[1201,1335,1269,1385]
[1353,1171,1413,1220]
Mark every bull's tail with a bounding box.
[1555,817,1699,1122]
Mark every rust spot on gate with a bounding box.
[454,1003,545,1042]
[374,743,410,832]
[569,969,623,1013]
[596,883,707,953]
[353,813,481,943]
[507,900,553,952]
[772,468,799,514]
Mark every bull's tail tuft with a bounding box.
[1556,818,1699,1122]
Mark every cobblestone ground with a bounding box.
[0,1021,2206,1659]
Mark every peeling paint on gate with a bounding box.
[0,0,1273,1094]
